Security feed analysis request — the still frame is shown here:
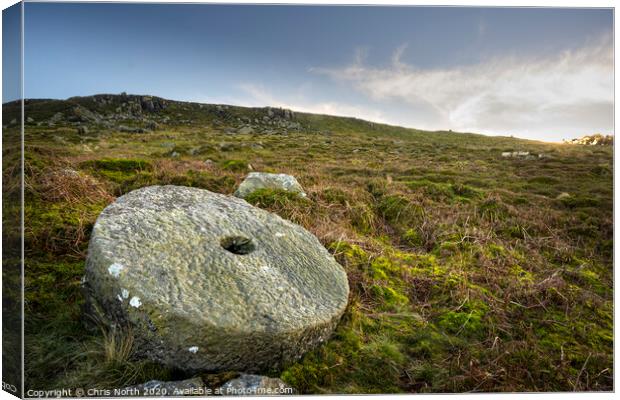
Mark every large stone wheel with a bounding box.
[83,185,349,372]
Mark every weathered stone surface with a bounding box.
[264,107,295,121]
[556,192,571,200]
[234,172,306,199]
[123,377,205,396]
[145,120,159,131]
[237,126,254,135]
[219,374,294,396]
[83,185,349,372]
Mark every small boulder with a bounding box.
[145,121,159,131]
[556,192,571,200]
[219,374,294,396]
[234,172,306,199]
[237,126,254,135]
[49,112,64,124]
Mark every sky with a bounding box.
[9,3,615,141]
[2,2,21,103]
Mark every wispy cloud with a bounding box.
[234,82,388,123]
[311,35,613,141]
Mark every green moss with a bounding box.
[370,256,401,280]
[510,264,534,284]
[25,259,84,312]
[487,243,506,257]
[437,300,488,337]
[371,285,409,309]
[165,171,236,194]
[80,158,153,185]
[220,159,248,172]
[25,201,106,255]
[244,188,307,208]
[403,228,424,247]
[82,158,152,172]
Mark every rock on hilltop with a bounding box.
[564,134,613,146]
[7,93,303,135]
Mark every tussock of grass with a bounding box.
[220,159,249,172]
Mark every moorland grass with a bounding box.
[2,99,612,392]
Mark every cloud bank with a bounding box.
[312,35,613,142]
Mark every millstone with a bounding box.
[83,185,349,372]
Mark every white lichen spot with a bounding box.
[121,288,129,299]
[108,263,124,278]
[129,296,142,308]
[275,232,285,238]
[188,346,199,353]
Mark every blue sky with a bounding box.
[2,2,20,102]
[13,3,615,141]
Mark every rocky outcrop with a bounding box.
[32,93,306,135]
[234,172,306,199]
[265,107,295,121]
[564,134,613,146]
[83,185,349,372]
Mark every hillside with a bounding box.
[2,94,613,392]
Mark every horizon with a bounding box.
[4,3,614,142]
[9,91,614,144]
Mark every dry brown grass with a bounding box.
[36,167,114,204]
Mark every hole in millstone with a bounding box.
[220,235,256,255]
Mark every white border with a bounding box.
[0,2,616,400]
